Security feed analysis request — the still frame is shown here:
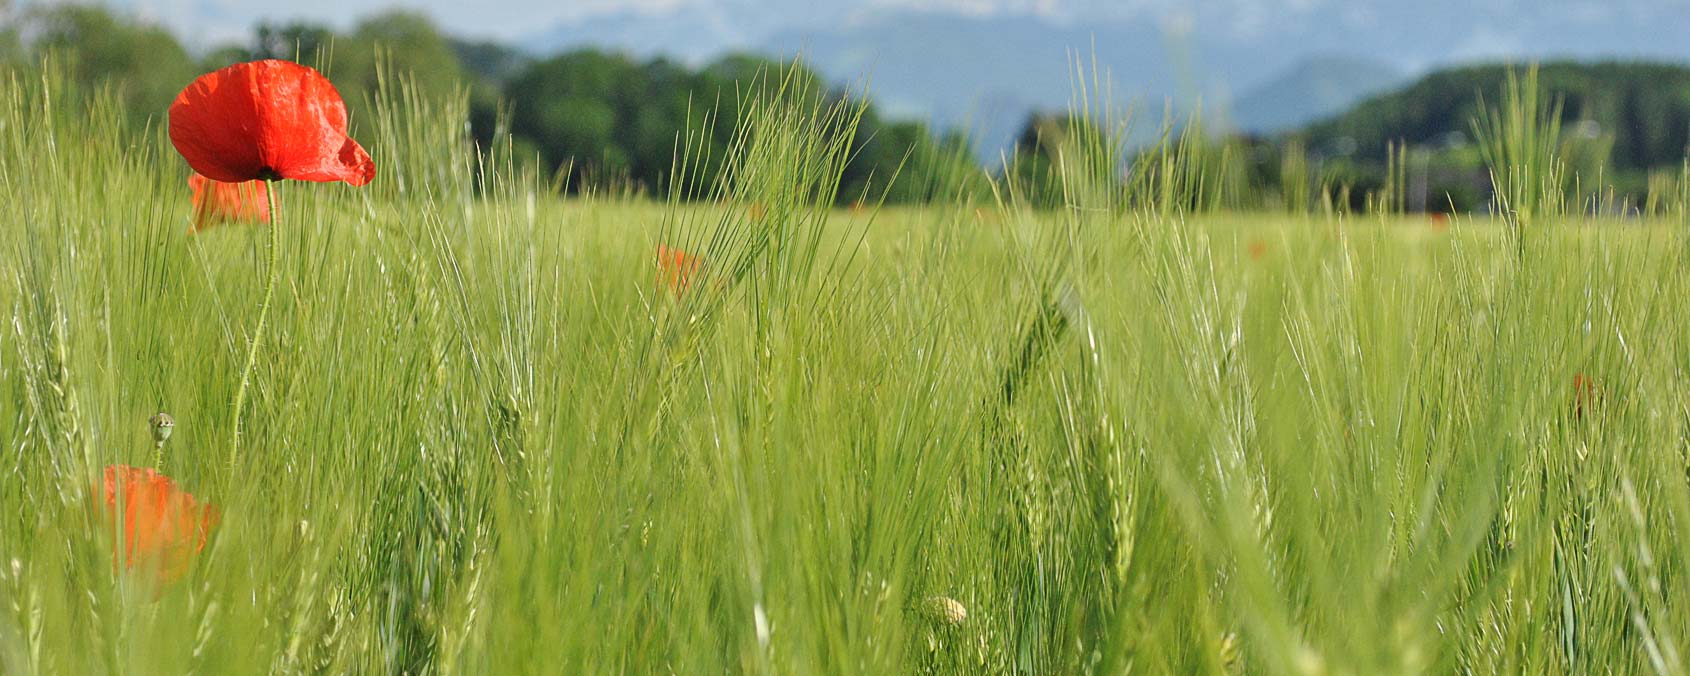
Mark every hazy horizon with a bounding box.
[44,0,1690,70]
[23,0,1690,152]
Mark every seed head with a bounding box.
[918,596,967,626]
[1219,632,1241,672]
[149,413,175,445]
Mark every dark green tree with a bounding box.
[21,5,197,115]
[506,50,642,186]
[338,11,467,103]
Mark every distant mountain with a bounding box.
[522,3,1690,157]
[758,12,1295,157]
[524,9,1401,154]
[521,7,759,65]
[1230,56,1407,133]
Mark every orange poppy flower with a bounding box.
[168,60,375,186]
[97,465,219,585]
[656,244,703,295]
[1247,239,1268,260]
[1572,373,1601,419]
[188,173,270,233]
[1429,212,1450,232]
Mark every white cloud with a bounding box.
[1447,26,1527,63]
[863,0,1067,19]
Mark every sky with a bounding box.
[16,0,1068,52]
[37,0,1279,41]
[46,0,1067,43]
[71,0,1690,53]
[31,0,1690,89]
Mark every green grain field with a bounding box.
[2,62,1689,675]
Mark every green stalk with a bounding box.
[230,181,281,467]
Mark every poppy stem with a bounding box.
[230,182,280,467]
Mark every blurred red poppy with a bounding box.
[1247,239,1268,260]
[1572,373,1601,419]
[168,59,375,186]
[97,465,219,585]
[657,244,703,295]
[188,173,270,234]
[1429,212,1450,232]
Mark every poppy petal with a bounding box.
[188,173,270,233]
[284,136,376,186]
[168,68,266,182]
[98,465,219,586]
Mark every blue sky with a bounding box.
[32,0,1690,90]
[66,0,1690,53]
[53,0,1072,43]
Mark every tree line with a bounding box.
[1294,61,1690,211]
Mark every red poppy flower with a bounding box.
[168,59,375,186]
[1247,239,1268,260]
[188,173,270,233]
[1572,373,1602,419]
[97,465,219,585]
[656,244,703,295]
